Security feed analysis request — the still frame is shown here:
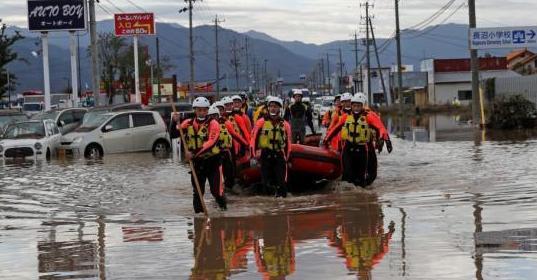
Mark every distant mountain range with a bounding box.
[5,22,513,94]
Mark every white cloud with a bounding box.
[1,0,537,44]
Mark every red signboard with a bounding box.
[114,13,155,36]
[434,57,508,73]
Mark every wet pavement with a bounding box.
[1,114,537,279]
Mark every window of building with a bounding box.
[458,90,472,101]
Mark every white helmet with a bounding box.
[214,101,224,108]
[351,93,367,104]
[192,97,210,108]
[340,92,352,102]
[221,96,233,104]
[208,105,220,116]
[267,96,283,108]
[231,95,242,101]
[303,97,311,103]
[292,89,303,96]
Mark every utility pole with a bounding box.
[69,31,79,107]
[326,53,331,95]
[252,56,258,91]
[338,48,344,94]
[187,0,196,99]
[369,17,388,105]
[230,39,241,91]
[77,32,81,99]
[469,0,481,126]
[133,36,141,104]
[41,32,51,111]
[214,15,224,99]
[320,58,325,94]
[362,1,372,103]
[89,0,100,106]
[264,59,268,94]
[244,37,250,90]
[352,32,360,94]
[156,37,161,102]
[395,0,404,110]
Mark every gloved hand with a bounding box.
[386,139,393,154]
[377,139,385,153]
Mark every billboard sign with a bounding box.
[114,13,155,36]
[470,26,537,49]
[27,0,87,32]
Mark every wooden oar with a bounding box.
[172,103,209,217]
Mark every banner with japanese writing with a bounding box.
[27,0,87,32]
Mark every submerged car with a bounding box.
[146,103,194,131]
[82,103,143,125]
[0,110,28,132]
[32,108,88,135]
[0,120,61,160]
[60,111,170,158]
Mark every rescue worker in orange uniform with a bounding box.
[222,96,251,165]
[212,102,250,191]
[326,93,352,151]
[364,106,391,186]
[251,96,292,197]
[323,93,392,187]
[179,97,227,213]
[232,94,252,132]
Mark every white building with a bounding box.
[362,67,392,105]
[421,57,520,105]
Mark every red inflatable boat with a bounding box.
[237,143,342,188]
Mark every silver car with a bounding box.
[59,111,170,158]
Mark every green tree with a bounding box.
[97,32,127,104]
[92,32,174,104]
[0,19,24,99]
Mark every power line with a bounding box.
[104,0,125,13]
[96,2,113,16]
[403,0,456,31]
[122,0,148,12]
[405,1,466,39]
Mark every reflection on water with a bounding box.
[189,193,393,280]
[389,114,537,143]
[38,240,97,279]
[2,118,537,279]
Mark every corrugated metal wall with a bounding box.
[495,75,537,104]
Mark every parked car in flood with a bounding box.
[82,103,143,124]
[32,108,88,135]
[0,110,28,133]
[146,103,194,131]
[59,111,170,158]
[0,120,61,160]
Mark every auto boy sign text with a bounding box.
[27,0,87,31]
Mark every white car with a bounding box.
[32,108,88,135]
[60,111,170,158]
[0,120,62,160]
[319,97,335,120]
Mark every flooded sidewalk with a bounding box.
[1,114,537,279]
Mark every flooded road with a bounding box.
[2,114,537,279]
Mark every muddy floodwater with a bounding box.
[2,114,537,279]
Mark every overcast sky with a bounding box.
[1,0,536,44]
